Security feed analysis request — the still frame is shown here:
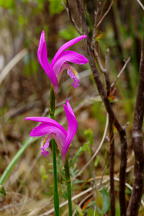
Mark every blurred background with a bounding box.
[0,0,144,215]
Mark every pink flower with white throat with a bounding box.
[25,100,78,159]
[37,31,88,91]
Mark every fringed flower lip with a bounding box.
[25,100,78,159]
[37,31,88,91]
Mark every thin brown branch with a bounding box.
[104,49,115,216]
[75,0,87,33]
[104,48,111,95]
[109,121,115,216]
[65,0,82,35]
[110,3,132,92]
[127,41,144,216]
[72,193,93,216]
[136,0,144,11]
[111,57,131,88]
[0,49,27,85]
[96,1,113,28]
[94,49,107,73]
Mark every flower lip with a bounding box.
[40,137,50,157]
[67,66,80,88]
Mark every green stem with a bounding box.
[52,139,60,216]
[50,87,55,119]
[64,157,72,216]
[0,137,37,185]
[50,87,60,216]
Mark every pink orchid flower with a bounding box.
[37,31,88,91]
[25,100,78,159]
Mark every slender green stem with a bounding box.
[0,137,37,185]
[50,87,60,216]
[64,157,72,216]
[50,87,55,119]
[51,139,59,216]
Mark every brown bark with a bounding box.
[66,1,128,215]
[127,42,144,216]
[109,119,115,216]
[87,40,127,216]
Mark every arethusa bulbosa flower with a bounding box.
[25,100,78,159]
[37,31,88,91]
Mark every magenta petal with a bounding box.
[53,50,88,75]
[28,122,67,155]
[52,35,87,65]
[62,100,78,158]
[37,31,48,66]
[25,117,67,135]
[29,123,60,137]
[37,31,58,87]
[29,123,66,140]
[30,123,48,137]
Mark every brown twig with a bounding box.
[104,49,116,216]
[136,0,144,11]
[127,41,144,216]
[0,49,27,85]
[110,2,132,92]
[111,57,131,88]
[72,193,93,216]
[94,49,107,73]
[109,121,115,216]
[96,1,113,28]
[65,0,82,35]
